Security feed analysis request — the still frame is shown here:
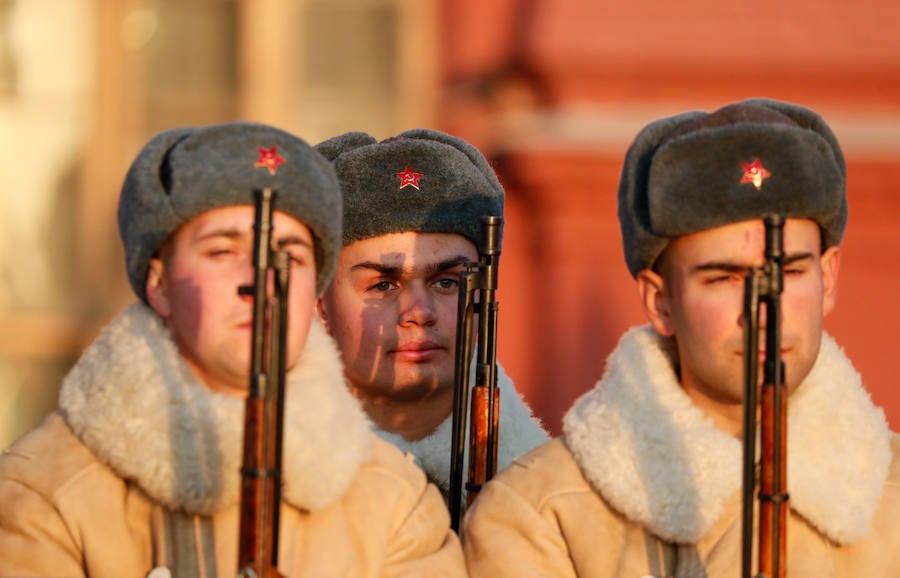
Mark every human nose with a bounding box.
[398,283,437,327]
[238,256,277,303]
[738,298,782,335]
[735,287,764,331]
[757,301,768,329]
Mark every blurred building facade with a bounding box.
[1,0,898,447]
[440,0,900,435]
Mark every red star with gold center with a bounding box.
[255,147,286,175]
[740,158,771,190]
[396,166,423,190]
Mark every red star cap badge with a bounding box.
[255,147,286,175]
[396,166,423,190]
[740,158,771,190]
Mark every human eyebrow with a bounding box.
[275,236,313,251]
[350,262,404,277]
[783,252,814,266]
[424,255,475,276]
[349,256,473,278]
[691,261,751,275]
[193,227,246,243]
[691,252,815,275]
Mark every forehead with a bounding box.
[174,205,312,241]
[658,218,822,269]
[340,231,477,265]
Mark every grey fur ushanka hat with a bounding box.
[118,121,342,302]
[315,128,505,247]
[618,98,848,277]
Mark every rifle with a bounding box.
[237,188,290,578]
[741,214,788,578]
[449,216,503,533]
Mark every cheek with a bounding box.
[438,294,461,329]
[285,273,318,359]
[783,283,825,331]
[329,303,396,372]
[289,275,318,308]
[169,257,245,310]
[326,293,385,349]
[676,291,738,339]
[355,304,395,343]
[163,275,207,329]
[162,282,212,359]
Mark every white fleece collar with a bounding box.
[59,302,372,515]
[376,363,548,493]
[563,325,891,545]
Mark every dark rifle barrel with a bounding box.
[741,214,788,578]
[449,216,503,533]
[237,188,289,578]
[449,270,477,531]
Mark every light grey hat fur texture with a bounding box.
[118,121,342,301]
[618,98,848,277]
[315,128,505,248]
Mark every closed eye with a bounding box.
[206,247,239,259]
[702,273,743,285]
[283,250,311,268]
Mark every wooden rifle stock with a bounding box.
[741,214,788,578]
[449,216,503,532]
[237,189,289,578]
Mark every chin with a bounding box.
[394,377,443,399]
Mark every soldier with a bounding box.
[462,99,900,576]
[315,129,548,498]
[0,122,466,577]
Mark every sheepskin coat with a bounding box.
[463,325,900,577]
[0,303,465,578]
[375,363,548,497]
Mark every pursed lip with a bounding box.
[735,347,791,361]
[391,340,443,361]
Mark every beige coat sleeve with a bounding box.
[352,438,467,578]
[462,475,578,578]
[0,418,153,578]
[0,472,87,577]
[380,480,467,578]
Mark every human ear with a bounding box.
[315,296,332,335]
[637,268,675,336]
[820,245,841,316]
[145,258,172,318]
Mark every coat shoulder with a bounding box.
[342,434,464,573]
[346,433,441,515]
[491,437,595,508]
[888,432,900,485]
[364,434,430,489]
[0,412,114,500]
[858,431,900,551]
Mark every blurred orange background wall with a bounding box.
[438,0,900,435]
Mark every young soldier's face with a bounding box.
[145,205,318,398]
[318,232,477,402]
[639,218,840,411]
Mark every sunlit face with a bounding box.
[145,205,318,398]
[638,218,840,411]
[318,232,478,401]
